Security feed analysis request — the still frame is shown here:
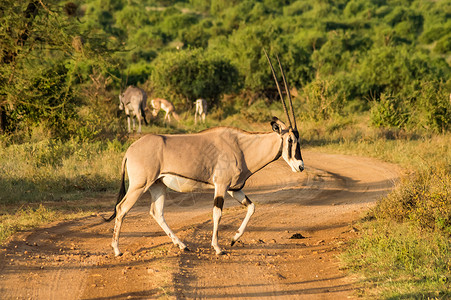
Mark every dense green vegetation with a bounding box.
[1,0,450,138]
[1,0,450,298]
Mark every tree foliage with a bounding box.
[1,0,451,138]
[0,1,119,139]
[150,49,239,107]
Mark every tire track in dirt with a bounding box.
[0,151,400,299]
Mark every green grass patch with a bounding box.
[0,137,128,204]
[302,115,451,298]
[0,204,93,244]
[0,111,450,298]
[343,220,450,299]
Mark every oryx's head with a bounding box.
[271,117,304,172]
[118,93,125,110]
[150,99,159,117]
[265,49,304,172]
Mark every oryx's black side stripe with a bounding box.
[214,196,224,210]
[161,172,211,185]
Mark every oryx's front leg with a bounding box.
[227,190,255,246]
[149,181,187,251]
[212,183,228,255]
[165,112,171,123]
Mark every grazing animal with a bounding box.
[151,98,180,123]
[195,98,207,124]
[105,51,303,256]
[118,86,148,133]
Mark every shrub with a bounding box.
[372,166,451,235]
[413,81,451,132]
[302,78,345,121]
[150,48,240,107]
[370,93,409,129]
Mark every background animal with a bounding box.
[150,98,180,123]
[118,86,148,133]
[195,98,207,124]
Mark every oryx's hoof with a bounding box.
[231,240,236,247]
[114,252,123,257]
[216,250,226,256]
[182,247,190,252]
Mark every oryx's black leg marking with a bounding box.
[243,196,252,206]
[214,196,224,210]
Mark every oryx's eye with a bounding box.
[288,138,293,143]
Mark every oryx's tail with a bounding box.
[141,108,148,126]
[104,157,127,222]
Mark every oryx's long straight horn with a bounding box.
[276,55,297,130]
[263,49,293,129]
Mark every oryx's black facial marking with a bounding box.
[214,196,224,210]
[294,142,302,160]
[287,137,293,159]
[292,130,302,160]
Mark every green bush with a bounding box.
[302,78,345,121]
[370,93,409,129]
[413,81,451,132]
[372,166,451,234]
[150,48,239,107]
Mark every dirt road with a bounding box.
[0,150,399,299]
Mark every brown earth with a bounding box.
[0,150,400,299]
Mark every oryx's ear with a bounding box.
[271,117,286,134]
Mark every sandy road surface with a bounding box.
[0,150,399,299]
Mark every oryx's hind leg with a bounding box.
[112,185,146,256]
[227,190,255,246]
[136,115,142,133]
[131,117,137,132]
[126,115,131,133]
[149,181,188,251]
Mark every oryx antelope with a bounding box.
[151,98,180,123]
[195,98,207,124]
[119,86,148,133]
[105,51,303,256]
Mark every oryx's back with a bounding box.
[123,86,147,107]
[125,128,248,186]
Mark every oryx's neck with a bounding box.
[237,131,282,175]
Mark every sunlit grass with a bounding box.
[300,114,451,298]
[0,110,450,298]
[0,204,94,244]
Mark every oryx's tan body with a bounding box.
[126,127,281,192]
[118,86,148,133]
[151,98,180,123]
[195,98,207,124]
